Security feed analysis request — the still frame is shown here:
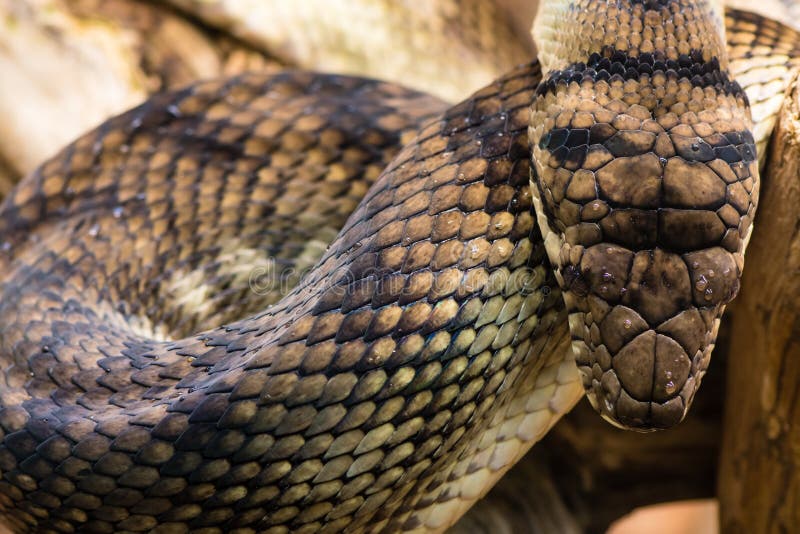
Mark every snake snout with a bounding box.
[565,244,739,430]
[583,328,694,430]
[580,313,708,430]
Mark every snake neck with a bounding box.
[528,0,758,429]
[534,0,728,74]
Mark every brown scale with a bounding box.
[530,0,760,429]
[1,73,445,340]
[0,72,449,533]
[0,65,572,532]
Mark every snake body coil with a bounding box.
[0,66,579,533]
[1,2,800,533]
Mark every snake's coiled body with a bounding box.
[0,65,581,533]
[1,3,800,533]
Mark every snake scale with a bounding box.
[1,2,800,532]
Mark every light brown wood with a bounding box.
[0,0,277,184]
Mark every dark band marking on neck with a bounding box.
[629,0,679,9]
[536,47,747,101]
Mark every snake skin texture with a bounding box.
[0,73,446,340]
[726,8,800,163]
[0,65,583,533]
[2,2,800,532]
[529,0,762,429]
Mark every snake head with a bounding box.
[529,0,758,430]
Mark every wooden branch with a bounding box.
[0,0,275,182]
[160,0,535,102]
[0,153,16,201]
[718,76,800,533]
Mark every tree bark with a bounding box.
[718,75,800,533]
